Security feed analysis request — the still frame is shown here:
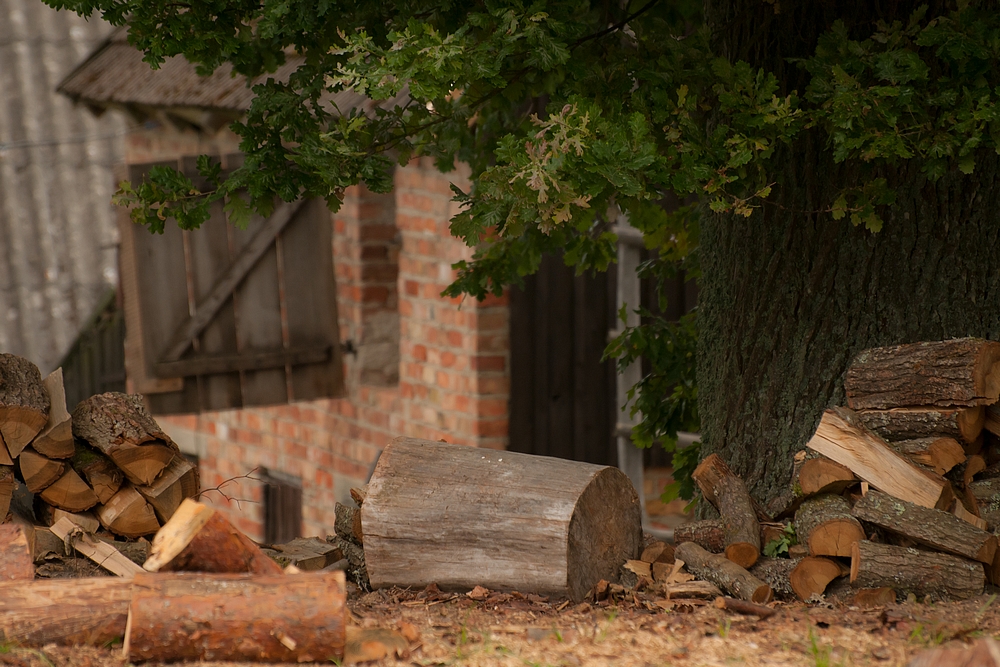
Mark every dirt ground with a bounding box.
[3,585,1000,667]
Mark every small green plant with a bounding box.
[717,617,732,638]
[764,523,797,558]
[808,627,841,667]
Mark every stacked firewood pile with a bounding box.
[674,337,1000,604]
[0,353,197,538]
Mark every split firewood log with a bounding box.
[794,494,865,558]
[674,541,772,604]
[39,468,99,512]
[851,488,996,564]
[790,556,848,601]
[70,443,123,504]
[845,338,1000,410]
[362,437,641,601]
[986,404,1000,437]
[692,453,761,568]
[767,450,857,518]
[144,498,282,574]
[124,571,346,663]
[858,406,985,445]
[17,447,65,493]
[72,392,179,486]
[807,407,954,510]
[30,368,74,459]
[96,484,160,537]
[135,455,198,522]
[0,465,13,519]
[889,437,966,475]
[0,354,49,459]
[851,540,985,600]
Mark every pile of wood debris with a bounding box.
[634,337,1000,607]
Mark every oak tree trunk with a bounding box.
[698,1,1000,503]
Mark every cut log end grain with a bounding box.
[790,556,847,601]
[144,498,282,575]
[18,447,65,493]
[851,540,985,601]
[96,485,160,538]
[0,354,50,457]
[694,455,761,569]
[674,541,772,604]
[108,443,176,486]
[39,469,99,513]
[798,456,856,496]
[795,494,865,558]
[135,455,199,523]
[845,338,1000,410]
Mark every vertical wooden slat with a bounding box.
[281,199,344,402]
[547,255,575,460]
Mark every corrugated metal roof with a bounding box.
[59,28,408,117]
[0,0,126,373]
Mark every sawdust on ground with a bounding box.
[3,587,1000,667]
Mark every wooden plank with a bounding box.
[155,343,330,378]
[281,199,344,402]
[49,517,144,578]
[184,196,242,410]
[161,199,306,363]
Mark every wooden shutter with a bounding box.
[119,154,344,414]
[262,468,303,544]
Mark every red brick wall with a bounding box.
[154,157,510,541]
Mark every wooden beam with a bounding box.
[159,199,306,363]
[155,344,330,378]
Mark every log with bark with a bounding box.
[692,453,761,568]
[857,406,985,445]
[807,407,954,510]
[748,557,800,600]
[890,437,966,475]
[70,444,124,504]
[72,392,179,486]
[143,498,282,574]
[794,494,865,558]
[850,540,985,600]
[674,541,772,604]
[850,488,997,564]
[0,354,50,459]
[845,338,1000,410]
[0,576,131,646]
[789,556,848,601]
[362,437,642,601]
[673,519,726,553]
[124,571,347,664]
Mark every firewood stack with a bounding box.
[0,353,198,538]
[676,337,1000,603]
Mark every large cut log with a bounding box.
[859,406,985,445]
[790,556,848,601]
[124,571,346,663]
[96,485,160,537]
[890,437,966,475]
[845,338,1000,410]
[30,367,74,459]
[0,577,131,646]
[71,444,123,504]
[748,557,800,600]
[144,498,282,574]
[807,407,954,509]
[673,542,772,604]
[135,455,198,522]
[0,465,14,519]
[18,447,65,493]
[850,540,985,600]
[692,454,760,568]
[362,437,642,601]
[39,468,99,512]
[851,489,996,563]
[0,524,33,581]
[72,392,179,486]
[794,494,865,558]
[0,354,49,458]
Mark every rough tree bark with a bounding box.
[698,2,1000,503]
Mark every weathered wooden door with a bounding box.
[119,154,344,414]
[508,255,616,465]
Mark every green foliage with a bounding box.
[763,523,797,558]
[46,0,1000,499]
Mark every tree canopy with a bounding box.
[47,0,1000,498]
